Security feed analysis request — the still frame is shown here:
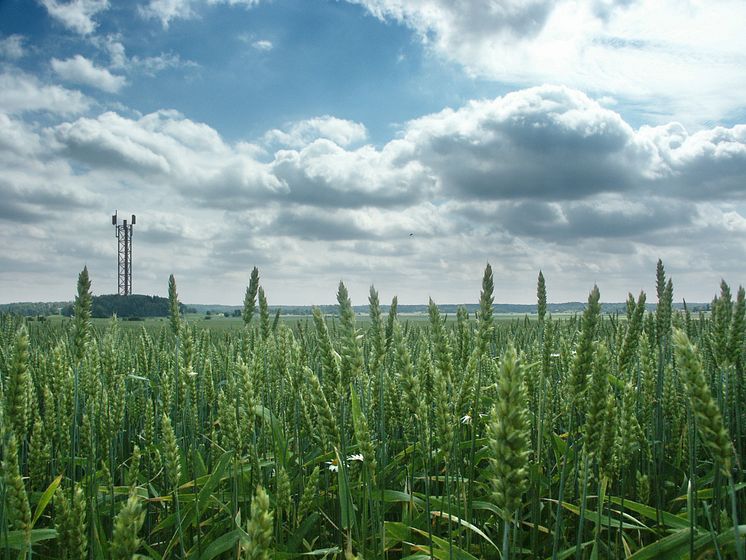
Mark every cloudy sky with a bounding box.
[1,0,746,306]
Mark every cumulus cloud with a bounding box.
[264,116,368,148]
[400,85,651,200]
[270,139,433,208]
[0,116,99,232]
[47,110,427,209]
[39,0,110,35]
[639,123,746,199]
[49,110,284,204]
[39,85,746,214]
[49,109,231,174]
[51,113,173,173]
[0,35,25,59]
[2,83,746,304]
[349,0,746,124]
[51,55,127,93]
[392,85,746,203]
[0,70,91,115]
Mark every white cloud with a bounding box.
[264,203,446,242]
[264,116,368,148]
[39,0,110,35]
[139,0,197,28]
[0,115,100,230]
[487,195,694,243]
[140,0,261,28]
[389,85,746,203]
[51,112,173,173]
[397,85,654,200]
[104,38,127,68]
[349,0,746,125]
[639,122,746,198]
[210,0,260,5]
[2,85,746,305]
[99,37,197,75]
[51,55,127,93]
[252,40,273,51]
[49,110,284,202]
[721,210,746,233]
[354,0,553,40]
[270,139,432,208]
[0,35,25,59]
[42,85,746,212]
[135,52,197,75]
[0,113,43,157]
[0,70,91,115]
[41,109,421,211]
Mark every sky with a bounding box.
[1,0,746,306]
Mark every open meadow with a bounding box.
[1,262,744,559]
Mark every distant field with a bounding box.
[33,310,577,333]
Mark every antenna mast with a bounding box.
[112,211,136,295]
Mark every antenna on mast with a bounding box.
[112,211,136,295]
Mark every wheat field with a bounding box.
[0,262,744,559]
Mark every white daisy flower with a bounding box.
[460,414,472,425]
[326,458,339,472]
[347,453,364,462]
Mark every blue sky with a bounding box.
[1,0,746,305]
[2,0,505,144]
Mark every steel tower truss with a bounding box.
[112,212,135,295]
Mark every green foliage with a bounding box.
[110,493,145,560]
[2,433,32,544]
[537,270,547,324]
[243,266,260,326]
[337,281,365,392]
[569,284,601,408]
[2,262,743,560]
[89,293,180,318]
[673,328,733,475]
[243,486,273,560]
[5,325,31,439]
[618,290,646,376]
[161,413,182,489]
[258,286,270,340]
[168,273,180,336]
[488,344,529,520]
[72,265,92,364]
[54,484,87,560]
